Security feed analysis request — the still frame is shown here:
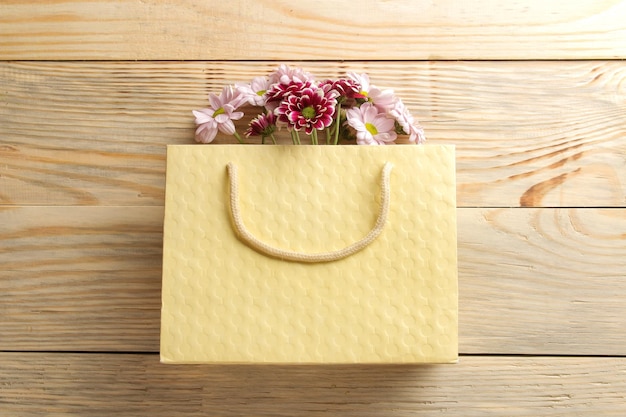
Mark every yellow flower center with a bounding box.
[365,122,378,136]
[212,107,225,117]
[302,106,316,120]
[256,90,266,96]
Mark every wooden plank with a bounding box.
[1,1,626,60]
[458,207,626,355]
[2,206,625,354]
[1,353,625,415]
[1,61,625,207]
[0,206,163,351]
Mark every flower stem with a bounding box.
[333,103,342,145]
[290,130,297,145]
[233,131,245,144]
[325,128,331,144]
[270,133,277,144]
[295,130,301,145]
[311,129,318,145]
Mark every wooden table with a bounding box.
[1,1,625,415]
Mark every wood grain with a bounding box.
[2,206,625,355]
[2,61,624,207]
[0,206,163,351]
[1,353,625,416]
[458,207,626,355]
[1,0,626,60]
[2,0,624,413]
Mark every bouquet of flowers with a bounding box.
[193,64,425,146]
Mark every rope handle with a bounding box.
[226,162,393,263]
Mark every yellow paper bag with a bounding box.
[160,144,458,364]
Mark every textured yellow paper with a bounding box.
[160,145,458,364]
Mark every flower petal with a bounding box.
[217,119,236,135]
[195,124,218,143]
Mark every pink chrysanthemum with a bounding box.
[245,112,277,138]
[346,102,397,145]
[192,85,245,143]
[268,64,314,86]
[347,72,397,112]
[237,76,270,106]
[276,86,338,134]
[391,99,426,144]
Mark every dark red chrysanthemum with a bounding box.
[276,87,337,134]
[320,78,365,101]
[265,79,315,107]
[245,112,277,138]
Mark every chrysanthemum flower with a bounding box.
[276,86,338,135]
[319,78,365,103]
[237,76,270,106]
[347,72,397,112]
[391,99,426,144]
[346,102,397,145]
[245,112,277,138]
[265,79,315,110]
[269,64,314,86]
[265,64,317,111]
[192,85,245,143]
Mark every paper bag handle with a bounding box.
[226,162,393,263]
